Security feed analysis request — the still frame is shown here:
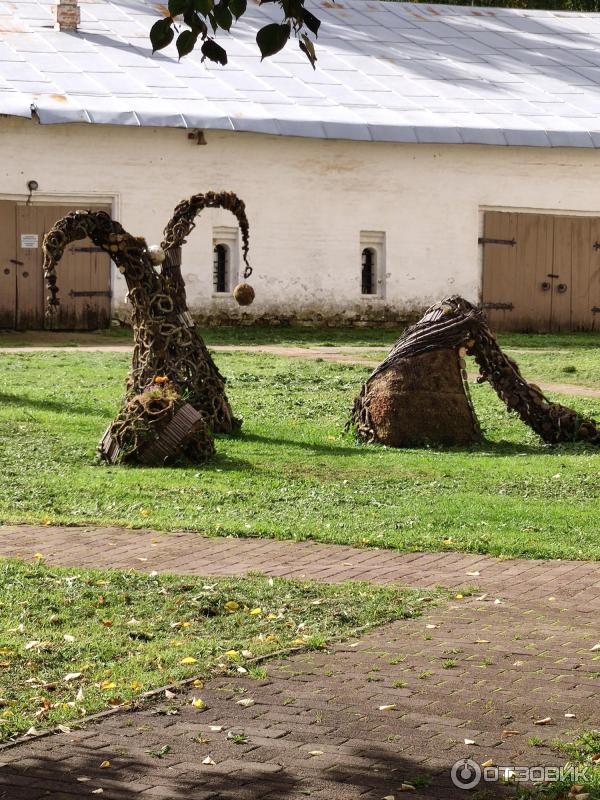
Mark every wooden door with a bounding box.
[13,203,112,330]
[571,216,600,331]
[551,216,574,332]
[481,211,553,332]
[482,211,600,331]
[0,200,17,328]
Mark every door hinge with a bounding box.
[593,242,600,251]
[68,290,112,298]
[70,246,104,253]
[482,302,514,311]
[478,237,517,246]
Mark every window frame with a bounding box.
[359,231,386,299]
[213,242,230,294]
[212,226,240,298]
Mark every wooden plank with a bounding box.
[59,204,112,330]
[569,217,591,331]
[0,200,16,329]
[514,212,553,332]
[15,204,45,330]
[589,218,600,331]
[34,204,112,331]
[551,216,573,332]
[481,211,519,331]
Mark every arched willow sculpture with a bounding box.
[351,296,600,448]
[43,192,255,466]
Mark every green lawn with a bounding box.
[0,351,599,560]
[0,558,434,741]
[1,325,599,351]
[517,730,600,800]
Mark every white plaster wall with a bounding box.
[3,115,600,324]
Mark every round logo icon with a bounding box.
[451,758,482,790]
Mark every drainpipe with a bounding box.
[56,0,80,31]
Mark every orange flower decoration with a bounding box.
[153,376,169,384]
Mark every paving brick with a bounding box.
[1,525,598,798]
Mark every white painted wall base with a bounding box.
[4,116,600,326]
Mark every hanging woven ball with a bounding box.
[147,245,166,265]
[233,282,255,306]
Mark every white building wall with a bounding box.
[3,115,600,325]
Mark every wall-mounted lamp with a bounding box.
[26,180,39,205]
[187,130,207,146]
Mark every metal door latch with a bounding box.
[68,290,112,298]
[557,283,568,293]
[482,302,514,310]
[478,237,516,246]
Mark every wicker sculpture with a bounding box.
[43,192,254,466]
[351,296,600,448]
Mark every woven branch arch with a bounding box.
[42,192,254,466]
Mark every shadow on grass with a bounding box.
[238,430,592,460]
[0,392,112,419]
[238,430,363,458]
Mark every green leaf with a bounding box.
[201,38,228,65]
[213,2,233,31]
[183,8,208,34]
[281,0,303,18]
[176,29,198,58]
[301,7,321,36]
[193,0,214,13]
[256,22,290,60]
[168,0,190,16]
[228,0,246,19]
[150,18,174,53]
[299,33,317,68]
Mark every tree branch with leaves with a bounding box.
[151,0,321,68]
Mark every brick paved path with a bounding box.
[0,526,598,800]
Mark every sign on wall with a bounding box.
[20,233,39,249]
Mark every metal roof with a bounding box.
[4,1,600,146]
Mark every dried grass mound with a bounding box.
[351,296,600,448]
[362,349,480,447]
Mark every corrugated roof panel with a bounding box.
[3,0,600,147]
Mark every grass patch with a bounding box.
[516,730,600,800]
[0,351,599,560]
[1,326,599,352]
[0,558,435,741]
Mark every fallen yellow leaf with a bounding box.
[191,698,205,709]
[224,601,239,611]
[101,681,116,690]
[180,657,198,665]
[100,760,111,769]
[249,608,262,616]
